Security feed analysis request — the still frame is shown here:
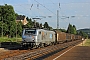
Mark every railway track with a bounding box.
[0,40,82,60]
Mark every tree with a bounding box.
[0,4,16,37]
[59,29,66,32]
[43,22,49,28]
[78,31,88,39]
[40,23,43,28]
[0,22,2,36]
[17,21,23,37]
[66,23,73,34]
[73,25,77,34]
[67,24,77,34]
[26,17,33,28]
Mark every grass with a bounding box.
[83,39,90,46]
[0,37,22,42]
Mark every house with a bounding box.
[16,15,28,25]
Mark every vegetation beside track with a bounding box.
[83,39,90,46]
[0,37,22,48]
[0,37,22,42]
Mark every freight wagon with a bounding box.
[55,30,73,43]
[71,34,75,41]
[55,30,66,43]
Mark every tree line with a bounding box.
[66,23,88,38]
[57,23,88,39]
[0,4,88,38]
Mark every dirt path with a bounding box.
[0,48,8,53]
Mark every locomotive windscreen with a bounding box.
[25,29,36,35]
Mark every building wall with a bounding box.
[16,17,28,25]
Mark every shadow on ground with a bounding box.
[0,42,28,50]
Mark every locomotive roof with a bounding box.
[24,28,54,32]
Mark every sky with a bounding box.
[0,0,90,30]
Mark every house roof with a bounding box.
[16,15,25,20]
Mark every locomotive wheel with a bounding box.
[40,43,45,48]
[49,42,54,46]
[35,45,39,49]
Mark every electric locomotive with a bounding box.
[22,28,55,48]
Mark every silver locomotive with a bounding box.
[22,28,55,48]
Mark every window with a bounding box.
[39,31,41,34]
[25,29,36,35]
[49,34,52,39]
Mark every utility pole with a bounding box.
[57,10,59,29]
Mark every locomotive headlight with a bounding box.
[22,35,26,39]
[32,36,35,41]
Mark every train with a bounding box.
[22,28,82,48]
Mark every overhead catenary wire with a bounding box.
[49,0,65,18]
[30,4,33,10]
[33,0,56,15]
[9,1,90,19]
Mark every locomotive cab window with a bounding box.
[25,29,36,35]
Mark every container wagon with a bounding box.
[66,33,72,42]
[71,34,75,41]
[55,31,67,43]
